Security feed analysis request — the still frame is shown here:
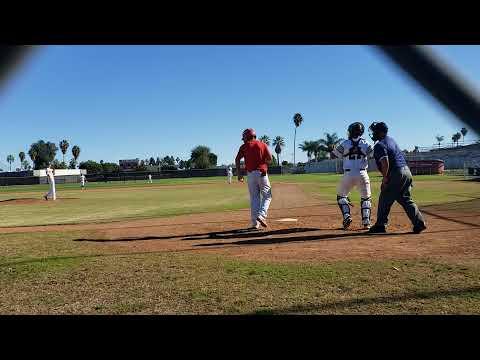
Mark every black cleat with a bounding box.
[413,223,427,234]
[343,217,353,230]
[368,224,386,234]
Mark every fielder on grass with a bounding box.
[44,164,56,201]
[330,122,373,230]
[227,166,233,184]
[235,128,273,230]
[148,174,152,184]
[80,173,86,190]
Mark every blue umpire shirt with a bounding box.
[373,135,407,175]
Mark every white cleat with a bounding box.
[363,224,371,230]
[256,216,268,228]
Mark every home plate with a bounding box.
[275,218,298,222]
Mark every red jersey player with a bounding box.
[235,128,273,230]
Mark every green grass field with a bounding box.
[0,174,479,314]
[0,174,478,227]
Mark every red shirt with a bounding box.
[237,140,271,173]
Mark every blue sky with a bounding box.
[0,45,479,170]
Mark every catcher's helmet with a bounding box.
[242,128,256,141]
[347,122,365,139]
[368,122,388,141]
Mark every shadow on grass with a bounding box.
[250,286,480,314]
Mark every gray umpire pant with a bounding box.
[375,166,425,227]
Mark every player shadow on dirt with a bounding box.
[73,227,323,243]
[249,286,480,314]
[420,209,480,228]
[194,231,410,247]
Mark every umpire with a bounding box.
[368,122,427,234]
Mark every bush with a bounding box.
[79,160,103,173]
[102,162,120,173]
[51,159,67,169]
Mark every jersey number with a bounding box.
[349,154,364,160]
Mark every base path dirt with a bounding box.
[2,183,480,263]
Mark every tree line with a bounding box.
[78,145,219,174]
[435,127,469,148]
[3,140,81,172]
[256,113,345,167]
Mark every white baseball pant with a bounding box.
[46,177,56,200]
[228,175,232,184]
[247,170,272,226]
[337,171,371,199]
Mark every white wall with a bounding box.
[33,169,87,177]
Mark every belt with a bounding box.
[345,169,366,172]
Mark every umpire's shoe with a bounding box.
[413,222,427,234]
[368,224,386,234]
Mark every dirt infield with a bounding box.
[2,183,480,263]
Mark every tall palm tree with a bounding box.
[71,145,81,168]
[6,154,14,172]
[18,151,25,169]
[435,135,444,148]
[272,136,285,165]
[460,127,468,144]
[59,140,69,164]
[292,113,303,165]
[319,132,343,158]
[259,135,271,146]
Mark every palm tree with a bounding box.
[319,133,343,158]
[18,151,25,169]
[59,140,69,164]
[28,147,38,165]
[292,113,303,166]
[298,140,315,162]
[6,154,14,172]
[272,136,285,165]
[461,127,468,144]
[71,145,81,168]
[452,133,461,147]
[435,135,444,148]
[259,135,271,146]
[312,140,328,161]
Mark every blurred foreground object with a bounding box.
[376,45,480,135]
[0,45,35,94]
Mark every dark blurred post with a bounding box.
[0,46,36,94]
[375,45,480,135]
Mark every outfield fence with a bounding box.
[0,167,283,186]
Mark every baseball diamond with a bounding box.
[1,44,480,316]
[0,173,479,314]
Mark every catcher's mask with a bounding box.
[368,122,388,142]
[348,122,365,139]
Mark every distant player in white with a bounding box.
[80,174,86,190]
[227,166,233,184]
[44,164,56,201]
[331,122,373,230]
[148,174,152,184]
